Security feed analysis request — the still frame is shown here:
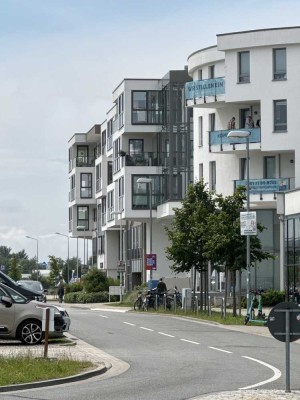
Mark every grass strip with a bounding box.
[0,354,92,386]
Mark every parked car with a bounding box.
[17,280,47,302]
[53,305,71,333]
[0,282,65,345]
[0,271,45,303]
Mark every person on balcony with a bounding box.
[228,117,236,130]
[245,115,254,129]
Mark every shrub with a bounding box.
[82,268,108,293]
[64,291,109,303]
[262,289,285,306]
[65,282,84,294]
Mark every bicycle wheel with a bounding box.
[134,298,142,311]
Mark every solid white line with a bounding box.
[98,315,108,318]
[123,322,136,326]
[140,327,154,331]
[240,356,282,389]
[158,332,175,338]
[180,339,200,345]
[208,346,232,354]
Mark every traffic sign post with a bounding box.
[267,302,300,392]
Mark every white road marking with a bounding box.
[240,356,282,389]
[91,308,128,313]
[98,315,108,318]
[123,322,136,326]
[140,327,154,331]
[208,346,232,354]
[158,332,175,338]
[180,339,200,345]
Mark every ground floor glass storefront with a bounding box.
[286,216,300,293]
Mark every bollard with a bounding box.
[155,294,158,310]
[208,296,211,316]
[164,294,167,311]
[44,307,50,359]
[195,296,198,316]
[174,294,176,312]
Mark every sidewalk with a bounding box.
[1,301,299,399]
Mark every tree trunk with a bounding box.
[224,266,228,318]
[232,270,237,317]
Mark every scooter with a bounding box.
[244,289,267,325]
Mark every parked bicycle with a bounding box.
[133,290,144,311]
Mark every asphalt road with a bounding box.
[2,307,300,400]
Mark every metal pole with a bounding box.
[285,310,291,392]
[67,237,70,283]
[36,239,39,277]
[77,237,79,279]
[246,137,251,313]
[149,181,153,281]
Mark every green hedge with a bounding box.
[64,291,109,303]
[65,282,84,294]
[240,289,285,308]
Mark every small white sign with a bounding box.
[240,211,257,235]
[41,308,55,332]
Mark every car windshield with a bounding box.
[18,281,43,292]
[0,283,28,304]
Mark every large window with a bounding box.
[209,65,215,79]
[264,156,276,179]
[77,206,89,230]
[132,91,163,124]
[273,48,286,80]
[274,100,287,132]
[80,173,92,198]
[132,175,161,209]
[198,116,203,147]
[238,51,250,83]
[209,161,216,191]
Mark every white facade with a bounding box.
[68,71,192,289]
[186,26,300,290]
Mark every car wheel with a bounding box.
[17,320,43,345]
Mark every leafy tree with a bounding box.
[82,268,108,293]
[49,255,62,285]
[0,245,12,272]
[62,257,82,282]
[8,256,22,281]
[165,180,215,308]
[204,187,275,316]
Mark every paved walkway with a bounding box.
[1,301,299,399]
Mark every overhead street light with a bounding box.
[55,232,70,283]
[227,130,251,312]
[137,177,153,281]
[112,211,124,299]
[25,236,39,277]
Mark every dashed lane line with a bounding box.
[158,332,175,338]
[239,356,281,390]
[140,327,154,331]
[180,339,200,345]
[208,346,232,354]
[123,322,136,326]
[98,315,108,318]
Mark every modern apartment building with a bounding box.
[186,26,300,291]
[68,69,193,289]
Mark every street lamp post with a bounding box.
[137,177,153,281]
[55,233,70,283]
[25,236,39,277]
[77,226,87,271]
[112,211,124,298]
[227,130,251,312]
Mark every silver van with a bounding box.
[0,282,64,345]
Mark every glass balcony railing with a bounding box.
[209,128,261,149]
[234,177,292,195]
[75,156,95,167]
[185,77,225,101]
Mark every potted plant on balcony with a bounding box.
[119,150,127,157]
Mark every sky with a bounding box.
[1,0,300,264]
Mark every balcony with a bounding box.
[234,177,293,198]
[124,152,159,167]
[209,128,261,152]
[185,77,225,104]
[74,156,95,168]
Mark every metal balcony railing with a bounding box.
[185,77,225,101]
[209,128,261,151]
[75,156,95,167]
[234,177,293,196]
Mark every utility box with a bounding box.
[182,288,192,310]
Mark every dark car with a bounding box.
[0,282,64,344]
[17,280,47,303]
[0,271,46,303]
